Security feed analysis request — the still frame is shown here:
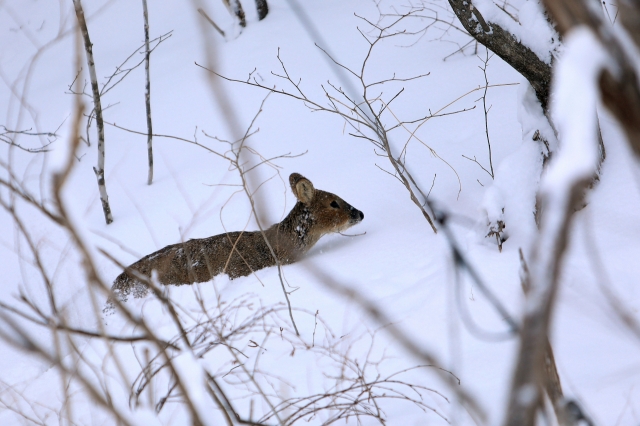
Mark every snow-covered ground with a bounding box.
[0,0,639,424]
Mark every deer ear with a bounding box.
[289,173,315,204]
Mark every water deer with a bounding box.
[108,173,364,306]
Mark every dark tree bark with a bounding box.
[447,0,553,112]
[448,0,607,165]
[256,0,268,21]
[227,0,246,27]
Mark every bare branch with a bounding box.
[0,126,57,153]
[197,8,225,37]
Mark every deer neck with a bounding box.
[267,202,319,257]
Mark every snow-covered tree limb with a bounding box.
[544,0,640,157]
[504,28,605,426]
[447,0,553,111]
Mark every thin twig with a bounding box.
[197,8,225,37]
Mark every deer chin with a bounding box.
[336,220,361,233]
[348,214,364,227]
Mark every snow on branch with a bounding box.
[544,0,640,157]
[503,27,605,426]
[447,0,553,110]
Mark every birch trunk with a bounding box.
[255,0,269,21]
[227,0,246,27]
[142,0,153,185]
[73,0,114,224]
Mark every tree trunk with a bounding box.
[142,0,154,185]
[256,0,268,21]
[73,0,114,224]
[447,0,552,112]
[226,0,247,27]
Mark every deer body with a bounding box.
[109,173,364,303]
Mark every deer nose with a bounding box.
[351,208,364,222]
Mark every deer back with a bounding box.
[108,173,363,307]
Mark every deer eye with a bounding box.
[330,200,340,208]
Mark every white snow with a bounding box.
[545,28,604,194]
[474,0,561,64]
[0,1,639,425]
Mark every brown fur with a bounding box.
[107,173,364,306]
